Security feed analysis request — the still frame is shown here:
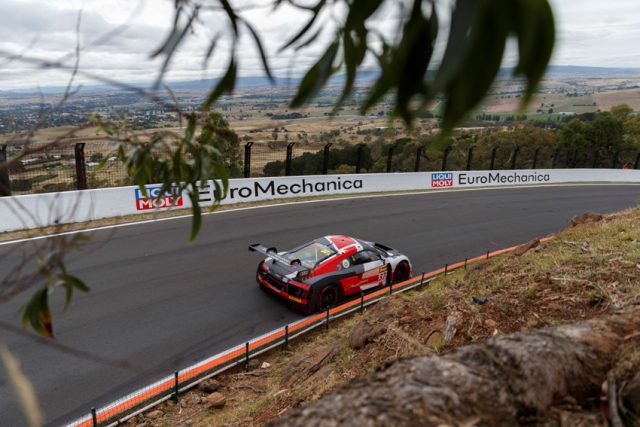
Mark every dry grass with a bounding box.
[127,207,640,427]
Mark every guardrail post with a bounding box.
[74,143,87,190]
[419,272,425,289]
[360,292,365,313]
[173,370,179,403]
[355,144,364,173]
[285,143,295,176]
[611,150,619,169]
[510,146,519,170]
[243,141,253,178]
[444,263,448,276]
[386,146,394,173]
[634,152,640,170]
[322,143,332,175]
[466,147,473,171]
[414,146,423,172]
[244,342,250,371]
[486,250,490,260]
[489,147,497,170]
[91,407,98,427]
[592,150,599,169]
[441,147,451,171]
[532,148,539,169]
[389,280,393,295]
[284,325,289,350]
[552,149,559,169]
[325,306,330,330]
[0,144,10,197]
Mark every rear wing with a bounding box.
[248,243,300,266]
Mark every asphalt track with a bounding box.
[1,184,639,426]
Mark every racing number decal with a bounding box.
[378,266,388,284]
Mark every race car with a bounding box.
[249,235,412,312]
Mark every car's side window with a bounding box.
[352,250,380,265]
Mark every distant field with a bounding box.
[594,89,640,111]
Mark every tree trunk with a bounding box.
[272,307,640,427]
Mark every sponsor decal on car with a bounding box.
[431,172,454,188]
[134,185,183,211]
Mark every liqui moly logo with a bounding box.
[431,173,454,188]
[134,185,183,211]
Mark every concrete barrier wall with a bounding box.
[1,169,639,233]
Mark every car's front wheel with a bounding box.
[316,284,340,311]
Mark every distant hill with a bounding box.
[1,66,638,98]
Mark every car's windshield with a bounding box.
[286,242,335,268]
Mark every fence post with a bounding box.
[552,149,559,169]
[244,342,250,371]
[414,146,423,172]
[173,370,179,403]
[466,147,473,171]
[243,141,253,178]
[360,292,364,314]
[285,325,290,350]
[634,152,640,170]
[0,145,10,197]
[322,143,332,175]
[386,146,394,173]
[444,263,448,276]
[74,143,87,190]
[532,148,539,169]
[420,272,425,289]
[510,146,519,170]
[326,306,330,330]
[441,147,451,171]
[489,147,497,170]
[91,407,98,427]
[355,144,364,174]
[592,150,599,169]
[611,150,619,169]
[285,143,295,176]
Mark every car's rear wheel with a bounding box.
[393,261,410,284]
[317,285,340,311]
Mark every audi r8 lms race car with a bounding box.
[249,235,412,312]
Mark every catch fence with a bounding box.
[2,139,639,197]
[67,237,552,427]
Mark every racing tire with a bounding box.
[316,284,340,311]
[392,261,410,284]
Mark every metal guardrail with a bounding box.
[67,237,553,427]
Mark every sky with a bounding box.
[0,0,638,90]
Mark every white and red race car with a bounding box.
[250,235,412,312]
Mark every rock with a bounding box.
[261,361,271,369]
[472,296,488,305]
[350,319,387,350]
[623,372,640,417]
[426,331,444,349]
[484,319,497,328]
[571,212,603,227]
[205,392,226,409]
[248,358,261,370]
[443,313,460,343]
[146,410,163,419]
[513,239,540,256]
[283,344,339,386]
[198,379,220,393]
[399,315,413,324]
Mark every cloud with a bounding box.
[0,0,637,90]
